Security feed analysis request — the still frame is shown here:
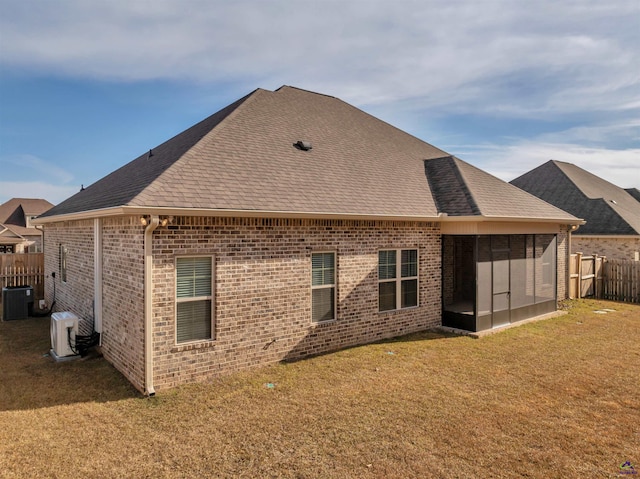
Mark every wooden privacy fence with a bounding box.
[0,253,45,303]
[569,253,604,299]
[569,253,639,303]
[601,259,640,304]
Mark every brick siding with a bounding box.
[43,216,570,393]
[572,236,640,261]
[45,218,146,390]
[43,220,95,332]
[151,217,442,390]
[101,217,145,391]
[557,229,569,300]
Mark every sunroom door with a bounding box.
[491,241,510,328]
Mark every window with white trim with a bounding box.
[176,256,213,343]
[378,249,418,311]
[311,252,336,322]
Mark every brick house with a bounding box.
[35,86,580,394]
[511,160,640,261]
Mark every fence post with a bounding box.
[594,254,599,298]
[576,252,583,299]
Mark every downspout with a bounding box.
[144,215,160,396]
[94,218,103,343]
[566,225,572,300]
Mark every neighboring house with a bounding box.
[34,86,580,394]
[0,198,53,253]
[511,160,640,261]
[625,188,640,203]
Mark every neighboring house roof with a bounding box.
[0,223,25,245]
[625,188,640,203]
[0,198,53,236]
[511,160,640,235]
[39,86,578,224]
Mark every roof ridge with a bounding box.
[424,156,480,216]
[129,89,265,205]
[275,86,449,157]
[548,160,592,202]
[450,156,482,214]
[40,89,259,218]
[274,85,338,99]
[592,198,637,234]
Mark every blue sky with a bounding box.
[1,0,639,205]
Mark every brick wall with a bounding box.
[151,217,442,391]
[43,215,570,393]
[44,217,146,390]
[44,220,95,332]
[101,217,145,391]
[572,236,640,261]
[557,228,569,300]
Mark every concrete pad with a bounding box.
[435,310,568,338]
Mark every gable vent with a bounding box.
[294,140,313,151]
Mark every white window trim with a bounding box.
[378,248,419,312]
[311,251,337,323]
[175,255,215,345]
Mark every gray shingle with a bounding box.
[511,160,640,235]
[625,188,640,203]
[39,86,578,223]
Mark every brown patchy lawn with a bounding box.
[0,299,638,478]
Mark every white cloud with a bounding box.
[0,181,79,205]
[1,0,638,198]
[1,0,639,116]
[0,155,78,204]
[1,154,74,184]
[457,141,640,189]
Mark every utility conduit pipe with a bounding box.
[144,215,160,396]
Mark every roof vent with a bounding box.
[294,140,313,151]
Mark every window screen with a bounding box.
[312,252,336,322]
[379,249,418,311]
[176,257,213,343]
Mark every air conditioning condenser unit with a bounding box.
[51,311,79,360]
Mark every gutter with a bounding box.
[438,213,585,226]
[31,206,442,224]
[31,206,584,226]
[571,234,639,239]
[144,215,160,397]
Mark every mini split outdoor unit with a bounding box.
[50,311,79,359]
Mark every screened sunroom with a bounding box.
[442,234,557,332]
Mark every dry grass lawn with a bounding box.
[0,299,638,478]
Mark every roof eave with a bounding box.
[573,233,640,238]
[33,206,443,224]
[33,207,585,226]
[439,214,585,225]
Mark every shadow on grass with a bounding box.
[282,327,461,364]
[0,316,140,412]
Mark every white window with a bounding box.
[59,244,68,283]
[176,256,213,343]
[311,252,336,322]
[378,249,418,312]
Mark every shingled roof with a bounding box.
[511,160,640,235]
[426,156,575,219]
[0,198,53,236]
[625,188,640,203]
[39,86,578,224]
